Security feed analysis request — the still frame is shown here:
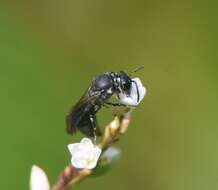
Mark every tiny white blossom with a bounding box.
[30,165,50,190]
[119,77,146,106]
[68,138,102,169]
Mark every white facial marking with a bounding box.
[107,88,113,94]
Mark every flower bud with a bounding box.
[119,111,131,134]
[30,165,50,190]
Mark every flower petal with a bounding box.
[132,78,146,102]
[119,77,146,106]
[94,147,102,159]
[71,157,86,169]
[81,138,94,150]
[67,143,79,155]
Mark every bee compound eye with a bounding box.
[122,80,130,90]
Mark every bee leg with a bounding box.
[89,115,96,142]
[90,114,102,142]
[102,104,110,108]
[93,114,102,136]
[105,102,127,107]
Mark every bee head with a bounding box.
[117,71,132,95]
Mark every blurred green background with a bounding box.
[0,0,217,189]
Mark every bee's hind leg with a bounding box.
[90,114,102,142]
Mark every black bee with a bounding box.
[66,68,143,137]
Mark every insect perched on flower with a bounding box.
[66,67,146,137]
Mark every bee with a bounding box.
[66,67,143,137]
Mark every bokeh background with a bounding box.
[0,1,217,189]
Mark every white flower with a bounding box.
[68,138,102,169]
[30,165,50,190]
[119,77,146,106]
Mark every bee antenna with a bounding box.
[129,66,144,77]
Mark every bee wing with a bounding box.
[66,90,102,134]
